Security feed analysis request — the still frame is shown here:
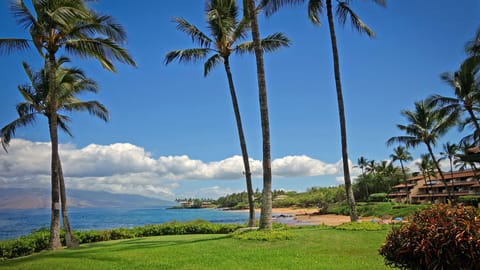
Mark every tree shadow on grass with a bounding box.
[0,234,231,267]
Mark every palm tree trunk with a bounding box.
[47,54,62,250]
[247,0,273,230]
[400,160,409,204]
[326,0,358,221]
[449,158,455,203]
[223,58,255,227]
[466,109,480,145]
[58,159,79,247]
[426,142,451,203]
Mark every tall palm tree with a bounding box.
[0,0,135,249]
[243,0,274,229]
[390,146,412,203]
[387,100,458,203]
[1,59,108,247]
[165,0,289,228]
[261,0,386,222]
[439,142,459,201]
[428,57,480,145]
[416,153,436,202]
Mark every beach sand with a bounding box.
[239,208,376,226]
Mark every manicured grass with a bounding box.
[0,227,390,270]
[329,202,428,218]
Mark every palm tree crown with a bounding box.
[1,58,109,149]
[428,57,480,145]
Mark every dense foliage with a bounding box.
[0,220,243,260]
[380,204,480,269]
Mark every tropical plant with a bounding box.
[380,204,480,269]
[0,0,135,249]
[428,56,480,145]
[416,153,436,202]
[439,142,460,201]
[388,100,458,202]
[261,0,386,222]
[354,156,370,197]
[1,59,108,247]
[390,146,412,203]
[165,0,289,227]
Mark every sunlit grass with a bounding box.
[1,227,390,270]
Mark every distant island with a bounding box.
[0,188,174,209]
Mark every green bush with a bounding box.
[1,221,244,260]
[232,229,293,241]
[368,193,388,202]
[335,222,386,231]
[458,195,480,206]
[379,204,480,269]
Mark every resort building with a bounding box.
[388,170,480,204]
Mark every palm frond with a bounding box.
[0,39,30,54]
[164,48,211,65]
[235,32,290,54]
[173,17,212,48]
[63,101,109,122]
[57,114,73,137]
[1,113,37,151]
[232,15,251,42]
[308,0,323,25]
[204,54,223,77]
[70,13,128,43]
[65,38,137,72]
[10,0,37,30]
[260,0,307,17]
[336,2,375,38]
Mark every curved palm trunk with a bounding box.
[47,54,62,250]
[58,159,79,247]
[326,0,358,221]
[426,142,451,203]
[223,58,255,227]
[466,108,480,144]
[247,0,273,230]
[399,160,409,204]
[448,158,455,203]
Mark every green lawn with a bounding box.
[0,227,390,270]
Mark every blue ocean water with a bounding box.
[0,207,256,240]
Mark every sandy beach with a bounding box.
[238,208,375,226]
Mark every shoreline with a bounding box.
[228,207,376,226]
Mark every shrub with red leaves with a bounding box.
[379,204,480,270]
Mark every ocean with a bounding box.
[0,207,256,241]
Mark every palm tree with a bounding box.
[243,0,274,229]
[261,0,386,222]
[1,59,108,248]
[416,153,436,202]
[354,156,369,198]
[439,142,460,200]
[0,0,135,249]
[387,100,458,203]
[165,0,289,228]
[428,57,480,145]
[390,146,412,203]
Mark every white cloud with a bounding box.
[0,139,349,199]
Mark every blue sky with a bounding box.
[0,0,479,200]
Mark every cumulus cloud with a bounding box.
[0,139,348,199]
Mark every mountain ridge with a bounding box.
[0,188,174,209]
